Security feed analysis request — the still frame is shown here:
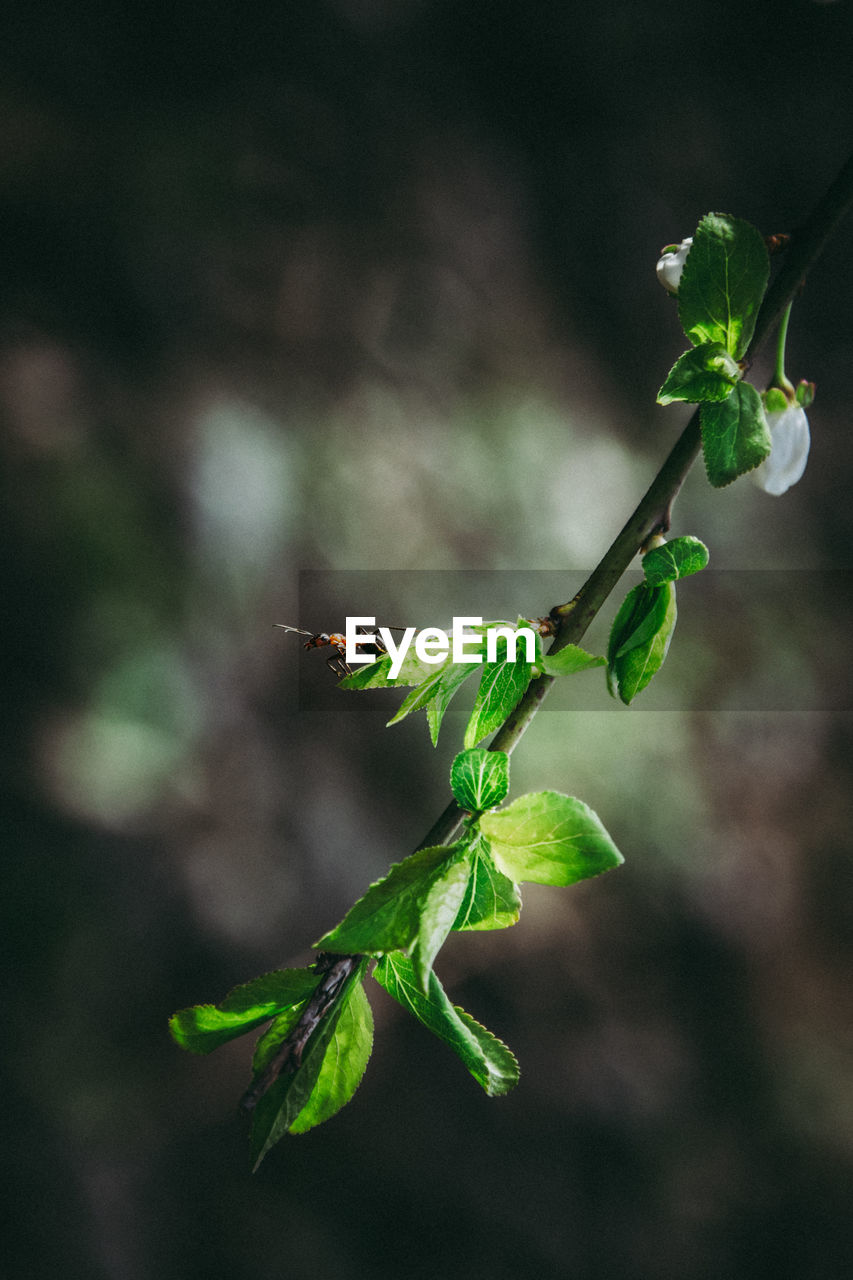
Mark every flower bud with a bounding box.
[762,387,789,416]
[656,237,693,293]
[795,379,816,409]
[751,404,810,496]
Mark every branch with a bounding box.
[252,148,853,1104]
[749,150,853,358]
[419,147,853,849]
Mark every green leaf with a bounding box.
[608,578,671,658]
[169,970,320,1054]
[657,342,740,405]
[252,1007,311,1074]
[677,213,770,358]
[425,660,482,744]
[606,580,677,704]
[386,624,535,743]
[463,651,532,748]
[386,627,489,735]
[249,1010,339,1168]
[288,978,373,1135]
[373,952,519,1096]
[411,852,472,992]
[452,837,521,932]
[338,646,440,690]
[450,748,510,811]
[642,536,709,585]
[385,670,446,724]
[700,382,771,488]
[386,660,475,727]
[313,843,466,957]
[249,964,370,1167]
[384,660,479,742]
[387,643,454,687]
[338,654,396,689]
[479,791,623,886]
[540,644,606,678]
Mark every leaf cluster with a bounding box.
[170,746,622,1165]
[657,213,772,487]
[168,184,835,1165]
[340,619,604,746]
[607,536,708,705]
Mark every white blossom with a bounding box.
[656,237,693,293]
[751,404,810,496]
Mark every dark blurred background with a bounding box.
[3,2,853,1277]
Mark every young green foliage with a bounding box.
[607,579,677,704]
[449,747,510,811]
[700,382,771,488]
[337,653,396,688]
[479,791,623,886]
[376,621,542,748]
[677,212,769,359]
[314,841,470,964]
[642,536,709,585]
[373,952,519,1096]
[248,963,372,1168]
[173,197,815,1161]
[169,969,321,1054]
[451,835,521,931]
[539,643,606,678]
[424,660,483,744]
[657,213,773,488]
[339,645,443,689]
[464,645,533,748]
[346,622,604,750]
[387,659,478,740]
[409,855,472,992]
[284,978,373,1136]
[383,623,493,743]
[657,342,741,406]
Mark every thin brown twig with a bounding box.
[240,952,361,1110]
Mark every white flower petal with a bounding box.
[751,405,810,496]
[656,237,693,293]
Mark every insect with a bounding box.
[275,623,401,677]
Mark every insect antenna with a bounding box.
[273,624,316,638]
